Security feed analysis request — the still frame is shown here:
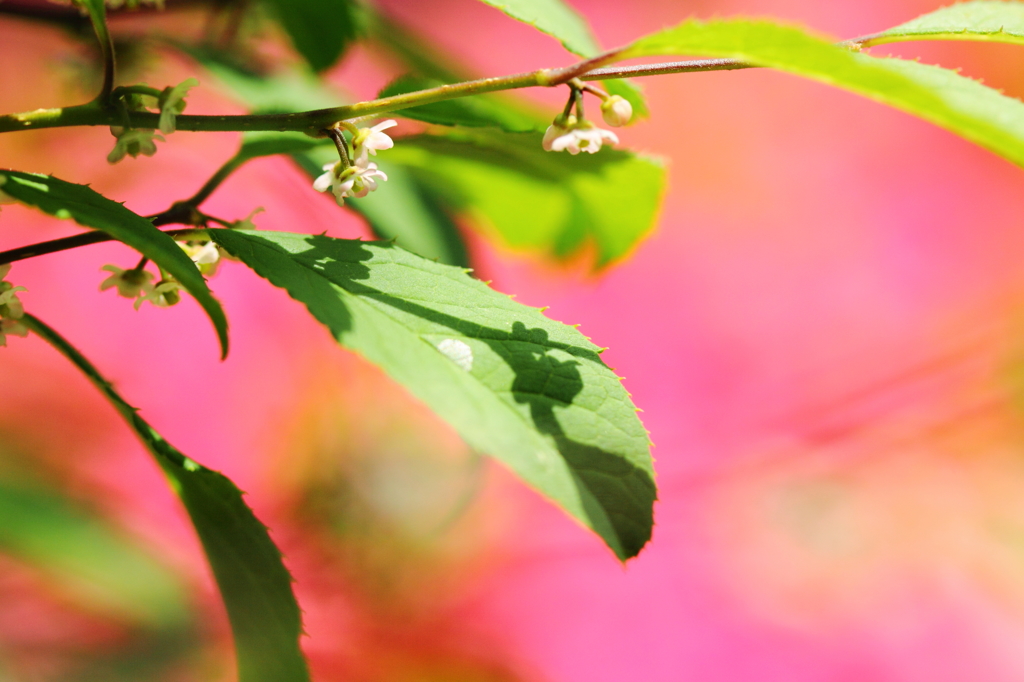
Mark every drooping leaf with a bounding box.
[863,1,1024,48]
[209,229,656,560]
[261,0,358,72]
[381,131,665,266]
[622,19,1024,169]
[23,314,310,682]
[0,477,187,627]
[377,75,544,132]
[0,171,229,358]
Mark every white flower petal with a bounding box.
[313,170,334,193]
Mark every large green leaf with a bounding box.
[0,171,230,358]
[0,477,186,627]
[377,75,544,132]
[622,19,1024,169]
[382,131,665,266]
[209,230,656,560]
[261,0,358,72]
[23,314,309,682]
[864,1,1024,47]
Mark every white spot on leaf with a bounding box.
[437,338,473,372]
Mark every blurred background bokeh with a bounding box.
[5,0,1024,679]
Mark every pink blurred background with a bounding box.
[5,0,1024,679]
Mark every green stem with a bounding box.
[0,227,199,267]
[82,1,117,104]
[0,32,882,136]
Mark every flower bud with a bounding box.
[600,95,633,127]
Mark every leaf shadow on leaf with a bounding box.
[503,322,655,559]
[233,232,654,558]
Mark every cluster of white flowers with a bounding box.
[543,93,633,155]
[98,236,223,310]
[100,264,186,310]
[313,120,396,205]
[543,115,619,155]
[0,264,28,347]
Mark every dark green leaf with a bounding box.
[864,1,1024,47]
[383,131,665,266]
[0,171,229,358]
[261,0,358,72]
[377,75,544,132]
[209,230,656,560]
[622,19,1024,169]
[23,314,310,682]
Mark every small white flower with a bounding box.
[179,241,221,275]
[99,264,155,300]
[547,122,618,155]
[600,95,633,127]
[313,161,389,206]
[158,78,199,134]
[542,115,576,152]
[107,128,164,164]
[351,120,397,166]
[0,264,26,320]
[135,280,182,310]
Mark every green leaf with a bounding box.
[382,131,665,266]
[475,0,600,55]
[0,171,230,358]
[261,0,358,72]
[378,75,545,132]
[0,477,187,626]
[23,314,310,682]
[864,1,1024,47]
[622,19,1024,169]
[209,230,656,560]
